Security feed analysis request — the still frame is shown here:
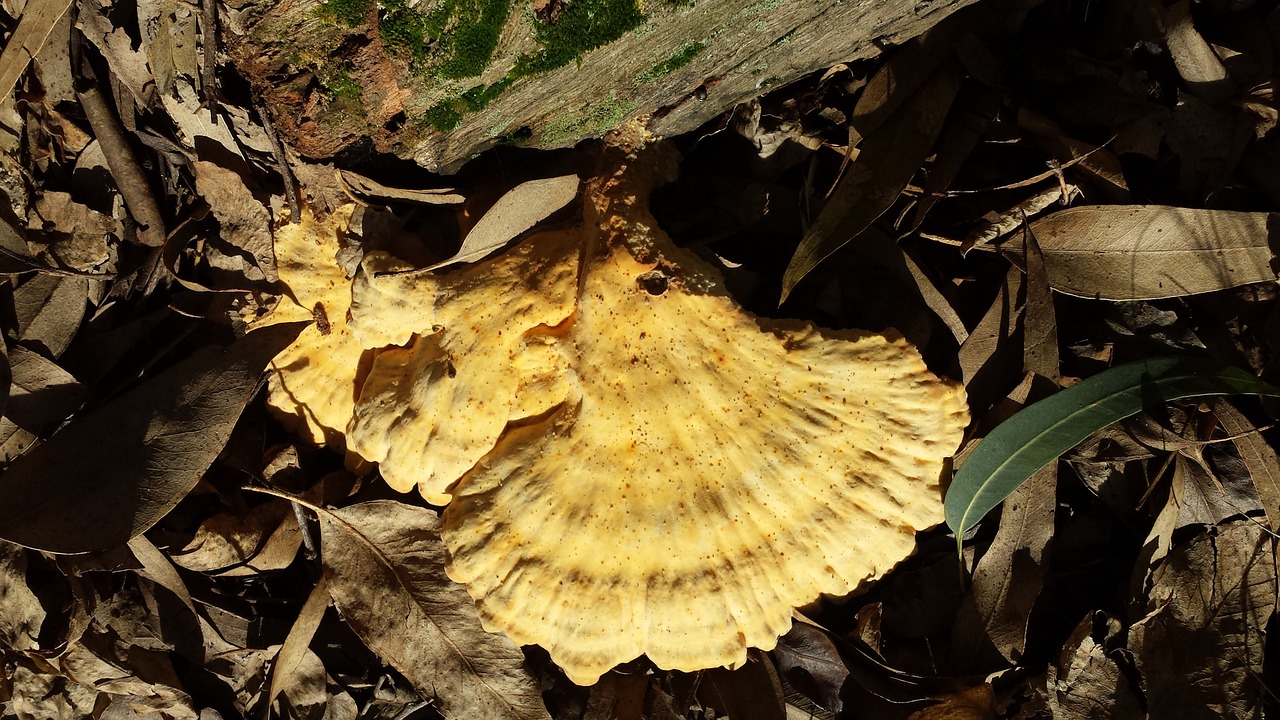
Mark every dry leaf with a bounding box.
[951,463,1055,668]
[27,190,116,270]
[316,499,550,720]
[138,0,199,98]
[0,322,306,553]
[583,672,647,720]
[267,577,330,713]
[1212,399,1280,532]
[1156,0,1232,103]
[907,684,995,720]
[417,174,579,273]
[782,66,962,301]
[962,185,1079,254]
[1130,520,1275,719]
[1021,206,1275,300]
[170,500,294,573]
[1047,613,1144,719]
[771,621,848,714]
[0,539,44,651]
[127,535,195,615]
[958,267,1024,388]
[1022,234,1059,382]
[0,0,73,102]
[697,651,787,720]
[3,344,84,439]
[193,160,278,284]
[336,169,465,206]
[6,661,101,718]
[13,272,88,358]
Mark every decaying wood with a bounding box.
[225,0,981,172]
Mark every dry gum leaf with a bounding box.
[0,322,305,553]
[0,0,73,102]
[336,168,465,206]
[13,272,88,358]
[1019,205,1275,300]
[420,174,579,273]
[317,499,550,720]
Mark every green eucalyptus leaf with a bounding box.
[945,357,1280,537]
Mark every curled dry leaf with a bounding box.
[1021,206,1276,300]
[0,322,306,553]
[771,620,848,714]
[336,168,465,206]
[316,500,550,720]
[170,500,296,573]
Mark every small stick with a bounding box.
[73,33,166,247]
[257,102,301,222]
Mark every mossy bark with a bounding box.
[226,0,979,173]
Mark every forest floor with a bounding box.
[0,0,1278,719]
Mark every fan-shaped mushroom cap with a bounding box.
[346,230,580,504]
[259,206,365,448]
[351,148,969,685]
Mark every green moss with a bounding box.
[314,0,368,27]
[325,67,363,104]
[638,41,705,82]
[542,92,636,145]
[459,77,513,111]
[513,0,646,78]
[379,0,434,65]
[424,100,463,132]
[376,0,512,79]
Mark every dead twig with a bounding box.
[72,32,167,248]
[257,102,302,223]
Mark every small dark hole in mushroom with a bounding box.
[446,360,457,378]
[638,271,669,295]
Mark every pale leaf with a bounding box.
[1021,206,1275,300]
[422,174,579,273]
[1212,399,1280,532]
[316,499,550,720]
[0,0,73,102]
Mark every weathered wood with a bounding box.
[226,0,980,172]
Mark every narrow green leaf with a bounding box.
[945,357,1280,536]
